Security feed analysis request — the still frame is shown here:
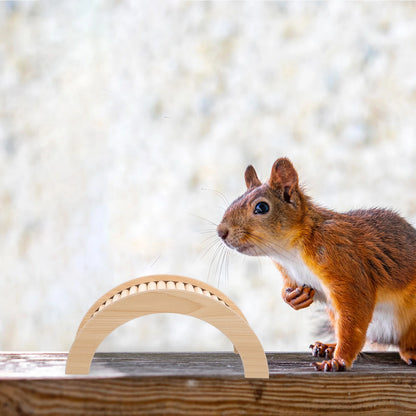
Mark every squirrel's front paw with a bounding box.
[283,286,315,310]
[312,358,346,372]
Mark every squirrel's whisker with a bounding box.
[191,213,219,228]
[200,187,230,206]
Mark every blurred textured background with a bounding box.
[1,0,416,353]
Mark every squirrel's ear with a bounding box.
[269,158,299,202]
[245,165,261,189]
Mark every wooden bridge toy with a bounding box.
[66,274,269,379]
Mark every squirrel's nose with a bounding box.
[217,224,229,241]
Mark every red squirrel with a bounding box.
[217,157,416,371]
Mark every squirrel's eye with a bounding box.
[254,202,270,215]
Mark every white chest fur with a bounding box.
[366,303,399,345]
[270,249,327,301]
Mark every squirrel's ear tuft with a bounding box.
[244,165,261,189]
[269,158,299,201]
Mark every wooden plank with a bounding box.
[0,352,416,415]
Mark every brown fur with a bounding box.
[217,157,416,371]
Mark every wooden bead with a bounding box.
[157,281,166,290]
[185,283,194,292]
[129,286,138,295]
[166,281,176,290]
[138,283,147,292]
[176,282,185,290]
[148,281,157,291]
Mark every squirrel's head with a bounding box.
[217,157,306,256]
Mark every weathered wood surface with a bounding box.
[1,352,416,415]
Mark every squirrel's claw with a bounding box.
[312,358,346,372]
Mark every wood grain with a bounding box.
[1,352,416,415]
